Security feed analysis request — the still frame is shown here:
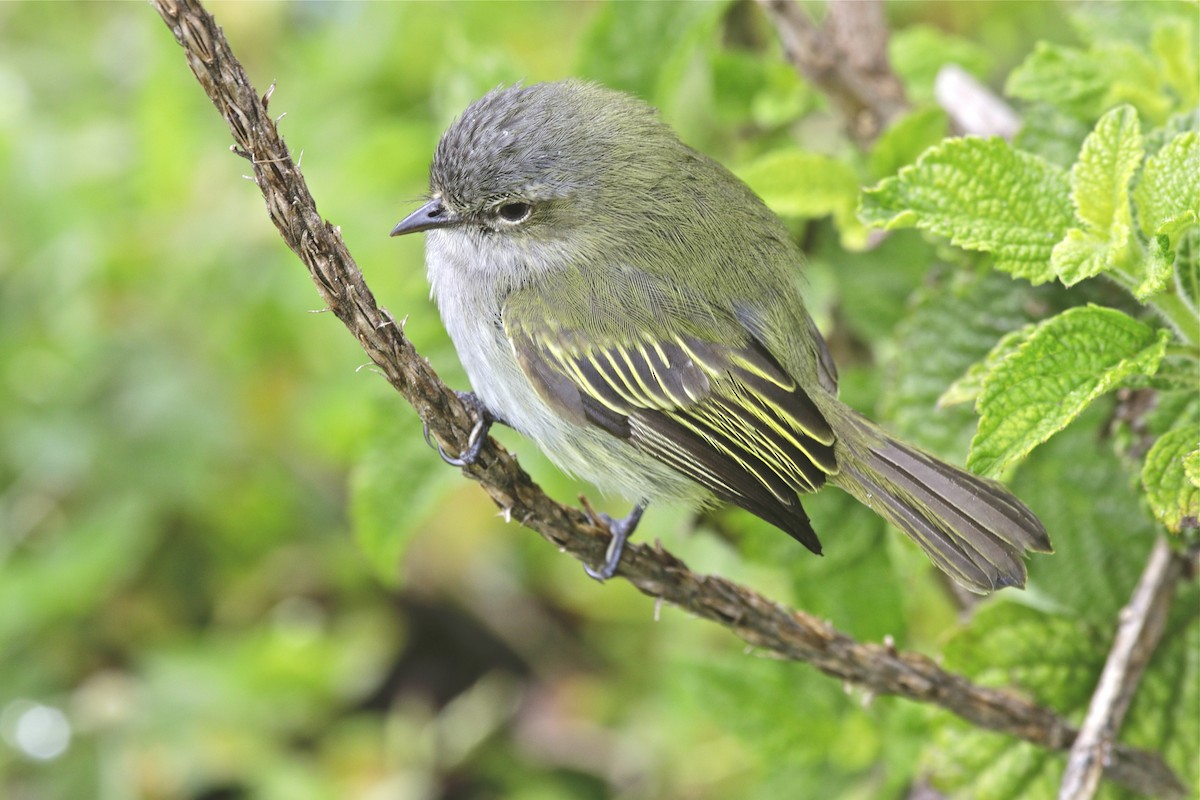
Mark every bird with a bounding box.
[391,80,1051,593]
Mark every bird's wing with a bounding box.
[502,275,839,553]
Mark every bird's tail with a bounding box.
[828,407,1052,594]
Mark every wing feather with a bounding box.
[507,301,839,554]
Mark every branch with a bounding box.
[934,64,1021,140]
[756,0,908,147]
[150,2,1185,796]
[1059,538,1185,800]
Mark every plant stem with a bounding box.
[1149,287,1200,347]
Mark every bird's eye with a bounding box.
[497,202,533,223]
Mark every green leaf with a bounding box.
[1014,103,1094,168]
[577,0,726,103]
[1122,586,1200,790]
[737,149,868,250]
[968,305,1170,477]
[889,24,994,104]
[349,402,460,587]
[938,326,1031,409]
[1134,131,1200,244]
[1186,449,1200,489]
[1152,17,1199,110]
[1006,42,1111,120]
[860,138,1073,282]
[1049,106,1143,287]
[1007,41,1172,124]
[928,604,1104,799]
[1143,427,1200,532]
[883,272,1046,460]
[868,106,950,180]
[1015,405,1160,622]
[930,594,1200,797]
[1066,106,1143,238]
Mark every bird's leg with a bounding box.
[423,391,497,467]
[582,498,649,581]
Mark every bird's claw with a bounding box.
[423,391,493,467]
[582,498,648,581]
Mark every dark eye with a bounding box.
[497,202,532,223]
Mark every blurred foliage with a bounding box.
[0,2,1195,800]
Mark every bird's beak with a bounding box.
[390,198,458,237]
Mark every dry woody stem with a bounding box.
[757,0,908,147]
[151,1,1185,796]
[1059,538,1186,800]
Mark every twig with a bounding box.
[149,2,1186,797]
[934,64,1021,140]
[756,0,907,147]
[1059,538,1185,800]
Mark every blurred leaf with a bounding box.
[1151,17,1200,109]
[1143,427,1200,533]
[889,24,994,104]
[1006,41,1171,125]
[860,137,1073,283]
[868,105,950,181]
[1013,404,1158,621]
[0,496,154,646]
[1122,585,1200,789]
[968,305,1169,478]
[931,587,1200,797]
[883,271,1045,460]
[349,401,460,587]
[1013,103,1092,168]
[737,149,868,249]
[938,326,1030,409]
[928,604,1104,800]
[578,0,727,102]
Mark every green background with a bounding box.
[1,2,1194,799]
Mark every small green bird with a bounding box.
[392,80,1051,593]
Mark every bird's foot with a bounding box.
[423,391,494,467]
[581,498,648,581]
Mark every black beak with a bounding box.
[390,198,458,237]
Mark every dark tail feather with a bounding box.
[830,409,1052,594]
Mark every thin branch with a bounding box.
[1059,538,1185,800]
[756,0,907,147]
[934,64,1021,140]
[150,2,1185,797]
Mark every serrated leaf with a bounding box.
[1143,427,1200,532]
[938,326,1032,409]
[1007,41,1171,124]
[1006,42,1110,120]
[1186,449,1200,489]
[860,138,1073,282]
[737,149,868,250]
[968,305,1169,477]
[930,595,1200,798]
[882,272,1046,460]
[1050,106,1143,286]
[928,604,1104,798]
[1134,132,1200,245]
[1072,106,1144,232]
